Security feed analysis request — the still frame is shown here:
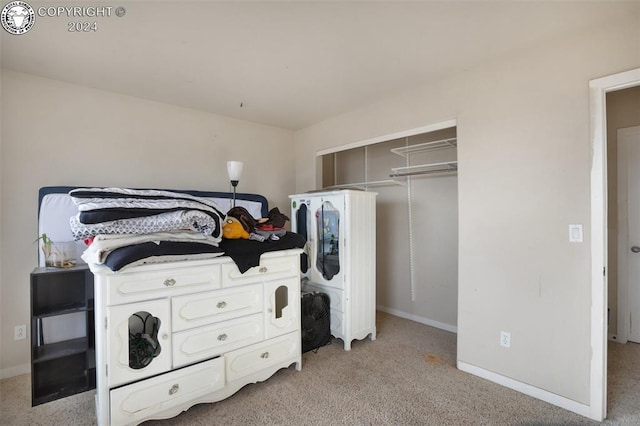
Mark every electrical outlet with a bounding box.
[500,331,511,348]
[14,325,26,341]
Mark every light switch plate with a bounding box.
[569,224,583,243]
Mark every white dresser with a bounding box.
[290,190,377,350]
[90,249,302,426]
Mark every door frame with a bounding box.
[589,67,640,421]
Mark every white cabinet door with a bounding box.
[264,277,299,339]
[107,299,172,388]
[308,194,345,288]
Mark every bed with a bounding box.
[38,186,304,272]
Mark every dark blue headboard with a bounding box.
[38,186,269,217]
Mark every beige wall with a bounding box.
[0,71,295,377]
[606,86,640,337]
[293,16,640,406]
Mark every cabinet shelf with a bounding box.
[33,302,88,318]
[390,137,458,178]
[33,337,89,363]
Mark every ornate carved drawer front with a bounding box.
[221,254,298,288]
[172,313,264,368]
[110,357,224,426]
[225,332,299,382]
[171,284,262,332]
[107,264,222,306]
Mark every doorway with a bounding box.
[589,68,640,421]
[614,123,640,344]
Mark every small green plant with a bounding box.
[34,233,53,260]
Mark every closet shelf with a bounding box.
[390,137,457,157]
[390,161,458,178]
[325,179,402,190]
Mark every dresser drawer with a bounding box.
[107,264,222,306]
[172,284,262,332]
[226,332,299,382]
[221,254,298,287]
[173,313,263,368]
[110,357,224,426]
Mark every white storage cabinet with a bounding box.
[91,249,302,425]
[289,189,376,350]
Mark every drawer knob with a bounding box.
[259,266,268,273]
[162,333,169,340]
[169,384,179,395]
[164,278,176,287]
[217,301,227,309]
[217,333,227,341]
[260,351,270,359]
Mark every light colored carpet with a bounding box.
[1,311,639,425]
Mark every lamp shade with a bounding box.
[227,161,243,182]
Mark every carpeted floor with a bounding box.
[1,311,639,425]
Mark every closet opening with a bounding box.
[317,121,459,335]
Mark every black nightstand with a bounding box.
[30,265,95,406]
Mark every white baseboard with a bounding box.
[457,361,593,420]
[376,305,458,333]
[0,363,30,380]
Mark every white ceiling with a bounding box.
[2,1,637,130]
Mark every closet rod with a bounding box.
[390,168,457,178]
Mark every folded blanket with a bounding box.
[70,210,221,240]
[68,188,225,241]
[103,241,225,271]
[70,187,225,216]
[81,231,221,264]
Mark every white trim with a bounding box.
[377,305,458,334]
[0,363,30,380]
[316,119,457,156]
[617,131,630,343]
[457,361,591,418]
[589,67,640,422]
